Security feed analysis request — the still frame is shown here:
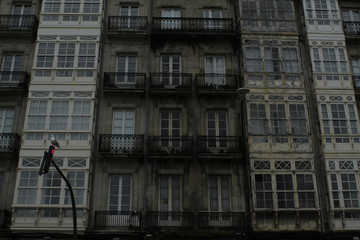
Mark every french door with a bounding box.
[116,56,136,86]
[205,56,226,85]
[161,56,181,86]
[160,110,180,148]
[112,110,135,151]
[161,9,181,29]
[1,55,23,82]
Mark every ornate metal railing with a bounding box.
[150,73,192,89]
[148,136,193,154]
[199,212,245,229]
[99,134,144,153]
[145,211,194,230]
[0,210,10,229]
[0,71,29,88]
[0,15,38,30]
[198,136,241,154]
[152,18,234,32]
[353,76,360,90]
[343,21,360,35]
[94,211,141,230]
[108,16,148,31]
[196,74,238,89]
[103,72,146,90]
[0,133,20,152]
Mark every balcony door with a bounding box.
[116,56,136,86]
[1,55,23,83]
[205,56,225,86]
[204,9,223,29]
[161,9,181,29]
[161,56,181,86]
[209,176,231,224]
[119,6,139,29]
[159,176,181,225]
[0,108,15,150]
[160,110,180,149]
[112,110,134,152]
[207,111,228,149]
[352,59,360,88]
[12,5,31,27]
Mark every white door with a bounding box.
[119,6,139,29]
[116,56,137,86]
[161,9,181,29]
[205,56,226,85]
[112,110,135,151]
[159,176,181,225]
[160,110,180,149]
[161,56,181,86]
[1,55,23,82]
[204,9,223,29]
[12,5,31,27]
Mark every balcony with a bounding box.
[148,136,193,156]
[353,76,360,91]
[252,210,320,231]
[343,21,360,35]
[0,210,10,229]
[198,136,242,155]
[0,71,29,91]
[107,16,148,39]
[199,212,246,230]
[150,73,192,95]
[94,211,141,231]
[0,15,38,39]
[152,17,234,33]
[331,210,360,230]
[196,74,238,95]
[103,72,146,94]
[0,133,21,153]
[99,134,144,154]
[240,19,297,33]
[145,211,194,230]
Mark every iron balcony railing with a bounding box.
[0,15,38,30]
[94,211,141,230]
[343,21,360,35]
[148,136,193,154]
[353,76,360,90]
[199,212,246,230]
[103,72,146,90]
[0,210,10,229]
[145,211,194,230]
[108,16,148,31]
[198,136,242,154]
[0,71,29,88]
[150,73,192,89]
[99,134,144,153]
[0,133,20,152]
[152,17,234,32]
[196,73,238,90]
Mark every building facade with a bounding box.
[0,0,360,239]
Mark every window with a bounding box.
[65,170,85,205]
[111,110,135,151]
[161,55,181,86]
[205,56,226,85]
[305,0,339,25]
[289,104,307,135]
[250,104,268,135]
[57,43,75,77]
[204,9,222,29]
[161,8,181,29]
[27,100,47,130]
[0,108,15,133]
[108,175,132,211]
[297,174,316,208]
[320,103,358,139]
[352,59,360,88]
[270,104,287,135]
[41,171,61,204]
[207,111,228,148]
[244,45,300,73]
[255,174,273,208]
[276,174,294,208]
[159,176,181,220]
[0,173,3,199]
[17,170,38,204]
[330,173,359,208]
[49,100,69,130]
[36,42,55,69]
[116,56,136,84]
[241,0,294,20]
[71,101,91,130]
[312,47,348,73]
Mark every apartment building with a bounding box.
[0,0,359,239]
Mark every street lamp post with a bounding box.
[39,144,77,240]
